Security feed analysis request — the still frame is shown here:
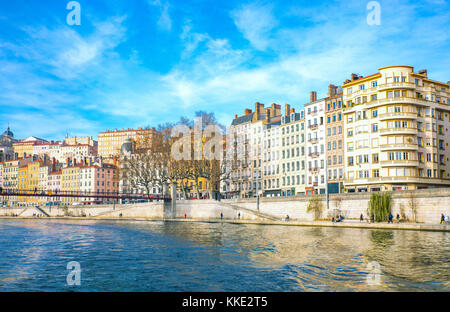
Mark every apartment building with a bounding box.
[61,165,81,205]
[343,65,450,192]
[98,127,155,158]
[80,163,118,205]
[251,103,281,198]
[1,156,33,206]
[280,105,307,196]
[32,141,63,161]
[305,92,327,195]
[262,114,281,197]
[64,136,97,146]
[325,84,345,193]
[13,136,48,158]
[60,144,97,163]
[228,105,257,198]
[47,170,62,205]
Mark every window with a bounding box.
[348,157,354,166]
[373,154,379,163]
[372,110,378,117]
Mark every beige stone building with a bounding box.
[98,127,155,158]
[64,136,96,146]
[279,105,306,196]
[343,65,450,192]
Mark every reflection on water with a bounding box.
[0,219,449,291]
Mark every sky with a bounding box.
[0,0,449,140]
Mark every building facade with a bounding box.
[325,84,345,193]
[280,105,306,196]
[305,92,327,195]
[98,127,155,158]
[343,65,450,192]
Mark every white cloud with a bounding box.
[230,2,277,50]
[149,0,172,31]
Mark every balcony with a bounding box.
[308,152,320,158]
[380,159,419,167]
[308,138,319,144]
[364,97,425,109]
[308,167,320,173]
[380,143,417,151]
[308,124,319,130]
[379,127,417,135]
[377,82,415,91]
[379,112,417,121]
[344,176,450,186]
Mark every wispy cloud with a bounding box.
[0,0,449,140]
[230,2,277,50]
[149,0,172,31]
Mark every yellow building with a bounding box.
[13,136,48,158]
[17,160,50,207]
[61,165,82,205]
[343,65,450,192]
[17,165,28,207]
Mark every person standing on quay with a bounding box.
[360,213,364,222]
[220,212,223,220]
[441,213,445,224]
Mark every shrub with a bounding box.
[367,192,392,222]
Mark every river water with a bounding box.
[0,219,448,291]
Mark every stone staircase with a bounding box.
[223,202,281,221]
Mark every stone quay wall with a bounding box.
[1,188,449,224]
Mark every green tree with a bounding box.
[367,192,392,222]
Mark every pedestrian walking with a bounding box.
[220,212,223,220]
[396,214,400,223]
[360,213,364,222]
[238,212,240,219]
[388,213,393,224]
[441,213,445,224]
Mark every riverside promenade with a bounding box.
[1,215,449,232]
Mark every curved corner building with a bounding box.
[342,65,450,192]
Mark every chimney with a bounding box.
[351,73,359,81]
[271,103,280,116]
[418,69,427,77]
[290,108,295,114]
[285,104,291,116]
[234,114,238,119]
[255,102,261,116]
[310,91,317,103]
[328,84,337,97]
[244,109,252,116]
[265,108,271,123]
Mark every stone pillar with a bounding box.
[171,182,177,218]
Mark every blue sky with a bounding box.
[0,0,449,140]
